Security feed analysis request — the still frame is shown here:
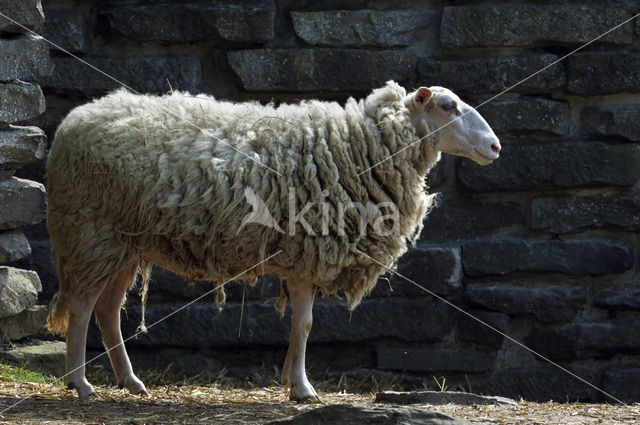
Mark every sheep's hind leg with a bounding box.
[94,262,148,396]
[281,284,319,403]
[65,286,103,399]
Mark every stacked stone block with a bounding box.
[0,0,49,341]
[22,0,640,402]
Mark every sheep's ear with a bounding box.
[414,87,433,106]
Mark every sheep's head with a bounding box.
[405,86,501,166]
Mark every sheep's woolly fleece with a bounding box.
[45,81,441,335]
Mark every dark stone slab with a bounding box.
[266,404,482,425]
[0,34,51,82]
[441,4,632,48]
[568,52,640,95]
[0,177,46,230]
[0,0,44,32]
[465,283,586,323]
[88,297,454,349]
[371,246,462,297]
[530,189,640,234]
[478,97,570,136]
[291,10,437,47]
[228,49,416,92]
[38,6,88,54]
[581,105,640,141]
[375,390,517,406]
[471,367,601,402]
[42,56,202,99]
[527,319,640,361]
[0,125,47,169]
[418,53,565,96]
[457,142,640,192]
[376,346,495,373]
[456,309,510,349]
[147,266,280,303]
[0,82,46,124]
[311,298,453,344]
[463,238,632,277]
[594,285,640,311]
[420,193,525,243]
[99,1,275,43]
[601,368,640,403]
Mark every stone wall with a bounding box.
[17,0,640,402]
[0,0,49,342]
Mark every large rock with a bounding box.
[87,298,454,349]
[0,229,31,263]
[0,125,47,169]
[0,304,47,340]
[0,340,65,377]
[457,142,640,192]
[581,105,640,141]
[0,82,46,123]
[478,97,570,136]
[0,34,52,82]
[38,6,88,54]
[0,0,44,32]
[462,239,632,277]
[228,49,416,92]
[376,346,495,373]
[266,404,484,425]
[441,4,632,48]
[0,177,46,230]
[99,1,275,43]
[42,56,202,99]
[418,53,565,96]
[568,52,640,95]
[465,283,586,323]
[371,246,462,297]
[0,266,41,318]
[527,319,640,360]
[291,10,437,47]
[530,189,640,234]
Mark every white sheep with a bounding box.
[45,81,500,401]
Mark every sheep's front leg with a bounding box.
[281,284,319,403]
[94,263,148,396]
[66,287,103,399]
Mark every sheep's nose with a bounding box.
[491,140,501,154]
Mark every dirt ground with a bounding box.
[0,379,639,424]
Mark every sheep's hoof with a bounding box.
[296,394,322,404]
[118,374,149,396]
[68,380,97,400]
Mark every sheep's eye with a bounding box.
[441,101,457,111]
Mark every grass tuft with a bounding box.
[0,361,57,384]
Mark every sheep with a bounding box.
[45,81,500,402]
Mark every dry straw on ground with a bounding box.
[0,373,638,425]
